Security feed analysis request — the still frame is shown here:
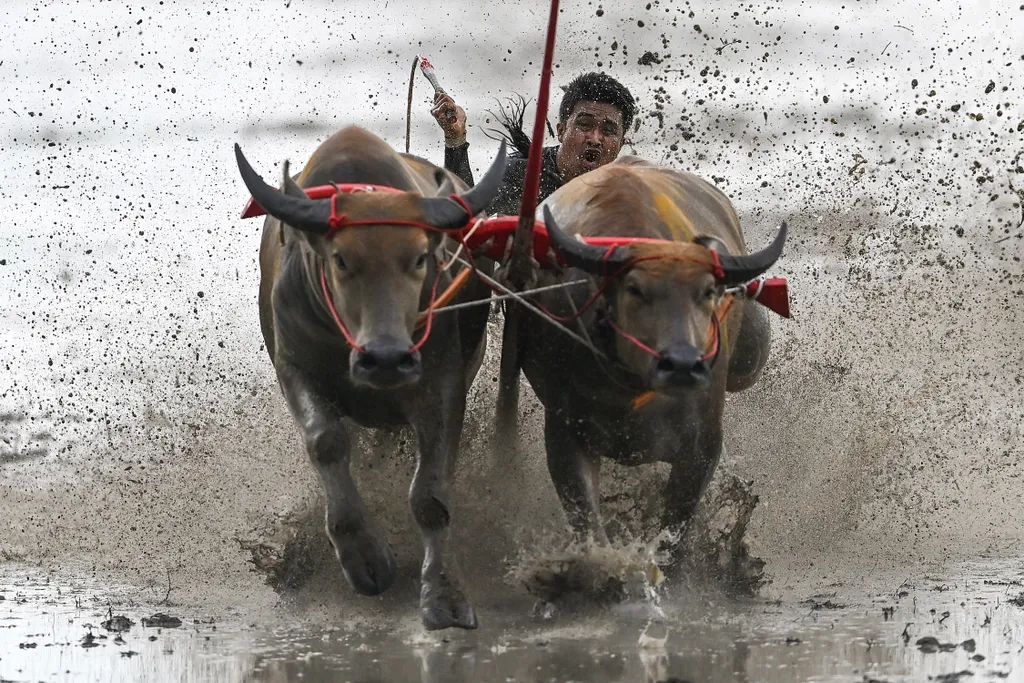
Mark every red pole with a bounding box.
[514,0,561,243]
[495,0,560,443]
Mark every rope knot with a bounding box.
[327,183,347,236]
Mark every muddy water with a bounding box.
[1,0,1023,680]
[2,556,1022,682]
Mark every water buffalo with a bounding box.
[502,156,787,547]
[234,126,508,630]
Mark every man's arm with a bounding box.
[444,142,475,188]
[431,93,475,187]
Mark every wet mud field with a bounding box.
[2,0,1023,680]
[2,555,1023,682]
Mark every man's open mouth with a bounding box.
[582,148,601,165]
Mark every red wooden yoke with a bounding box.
[239,187,791,319]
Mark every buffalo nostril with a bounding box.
[398,353,417,371]
[656,357,678,375]
[356,354,378,371]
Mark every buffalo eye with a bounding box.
[415,252,429,270]
[702,286,717,301]
[625,283,645,300]
[333,253,347,271]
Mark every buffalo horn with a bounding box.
[542,205,629,275]
[716,221,788,285]
[421,141,508,229]
[235,144,332,234]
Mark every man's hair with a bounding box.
[482,72,638,158]
[558,72,637,133]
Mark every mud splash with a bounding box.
[237,445,766,612]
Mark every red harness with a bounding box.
[246,183,476,354]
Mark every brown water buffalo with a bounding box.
[234,126,507,630]
[503,156,787,547]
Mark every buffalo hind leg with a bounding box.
[277,364,397,596]
[410,392,476,630]
[545,411,610,546]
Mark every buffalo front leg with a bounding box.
[276,364,397,596]
[544,410,610,546]
[661,425,723,532]
[410,393,476,630]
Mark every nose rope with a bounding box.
[319,265,367,353]
[319,263,448,356]
[316,185,478,355]
[606,300,727,365]
[409,272,443,354]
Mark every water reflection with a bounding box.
[2,558,1020,682]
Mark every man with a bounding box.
[431,72,638,217]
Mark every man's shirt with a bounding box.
[444,142,565,217]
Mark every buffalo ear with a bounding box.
[692,234,729,254]
[281,160,309,199]
[433,168,457,197]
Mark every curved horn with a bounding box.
[422,140,508,230]
[235,144,332,234]
[543,205,629,275]
[716,221,788,285]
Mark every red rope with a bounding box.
[410,272,443,353]
[320,263,447,354]
[312,185,478,352]
[320,264,366,353]
[607,319,661,358]
[607,299,725,364]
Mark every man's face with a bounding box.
[556,100,625,182]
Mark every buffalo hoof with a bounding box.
[331,529,398,596]
[421,598,478,631]
[420,580,478,631]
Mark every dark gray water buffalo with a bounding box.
[502,156,787,546]
[234,126,507,630]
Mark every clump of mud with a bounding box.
[235,508,329,591]
[674,470,767,596]
[506,465,767,607]
[507,533,674,606]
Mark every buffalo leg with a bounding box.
[276,363,397,596]
[544,411,610,545]
[661,425,723,531]
[410,389,476,631]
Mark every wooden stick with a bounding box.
[405,54,418,154]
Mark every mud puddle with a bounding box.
[1,555,1021,682]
